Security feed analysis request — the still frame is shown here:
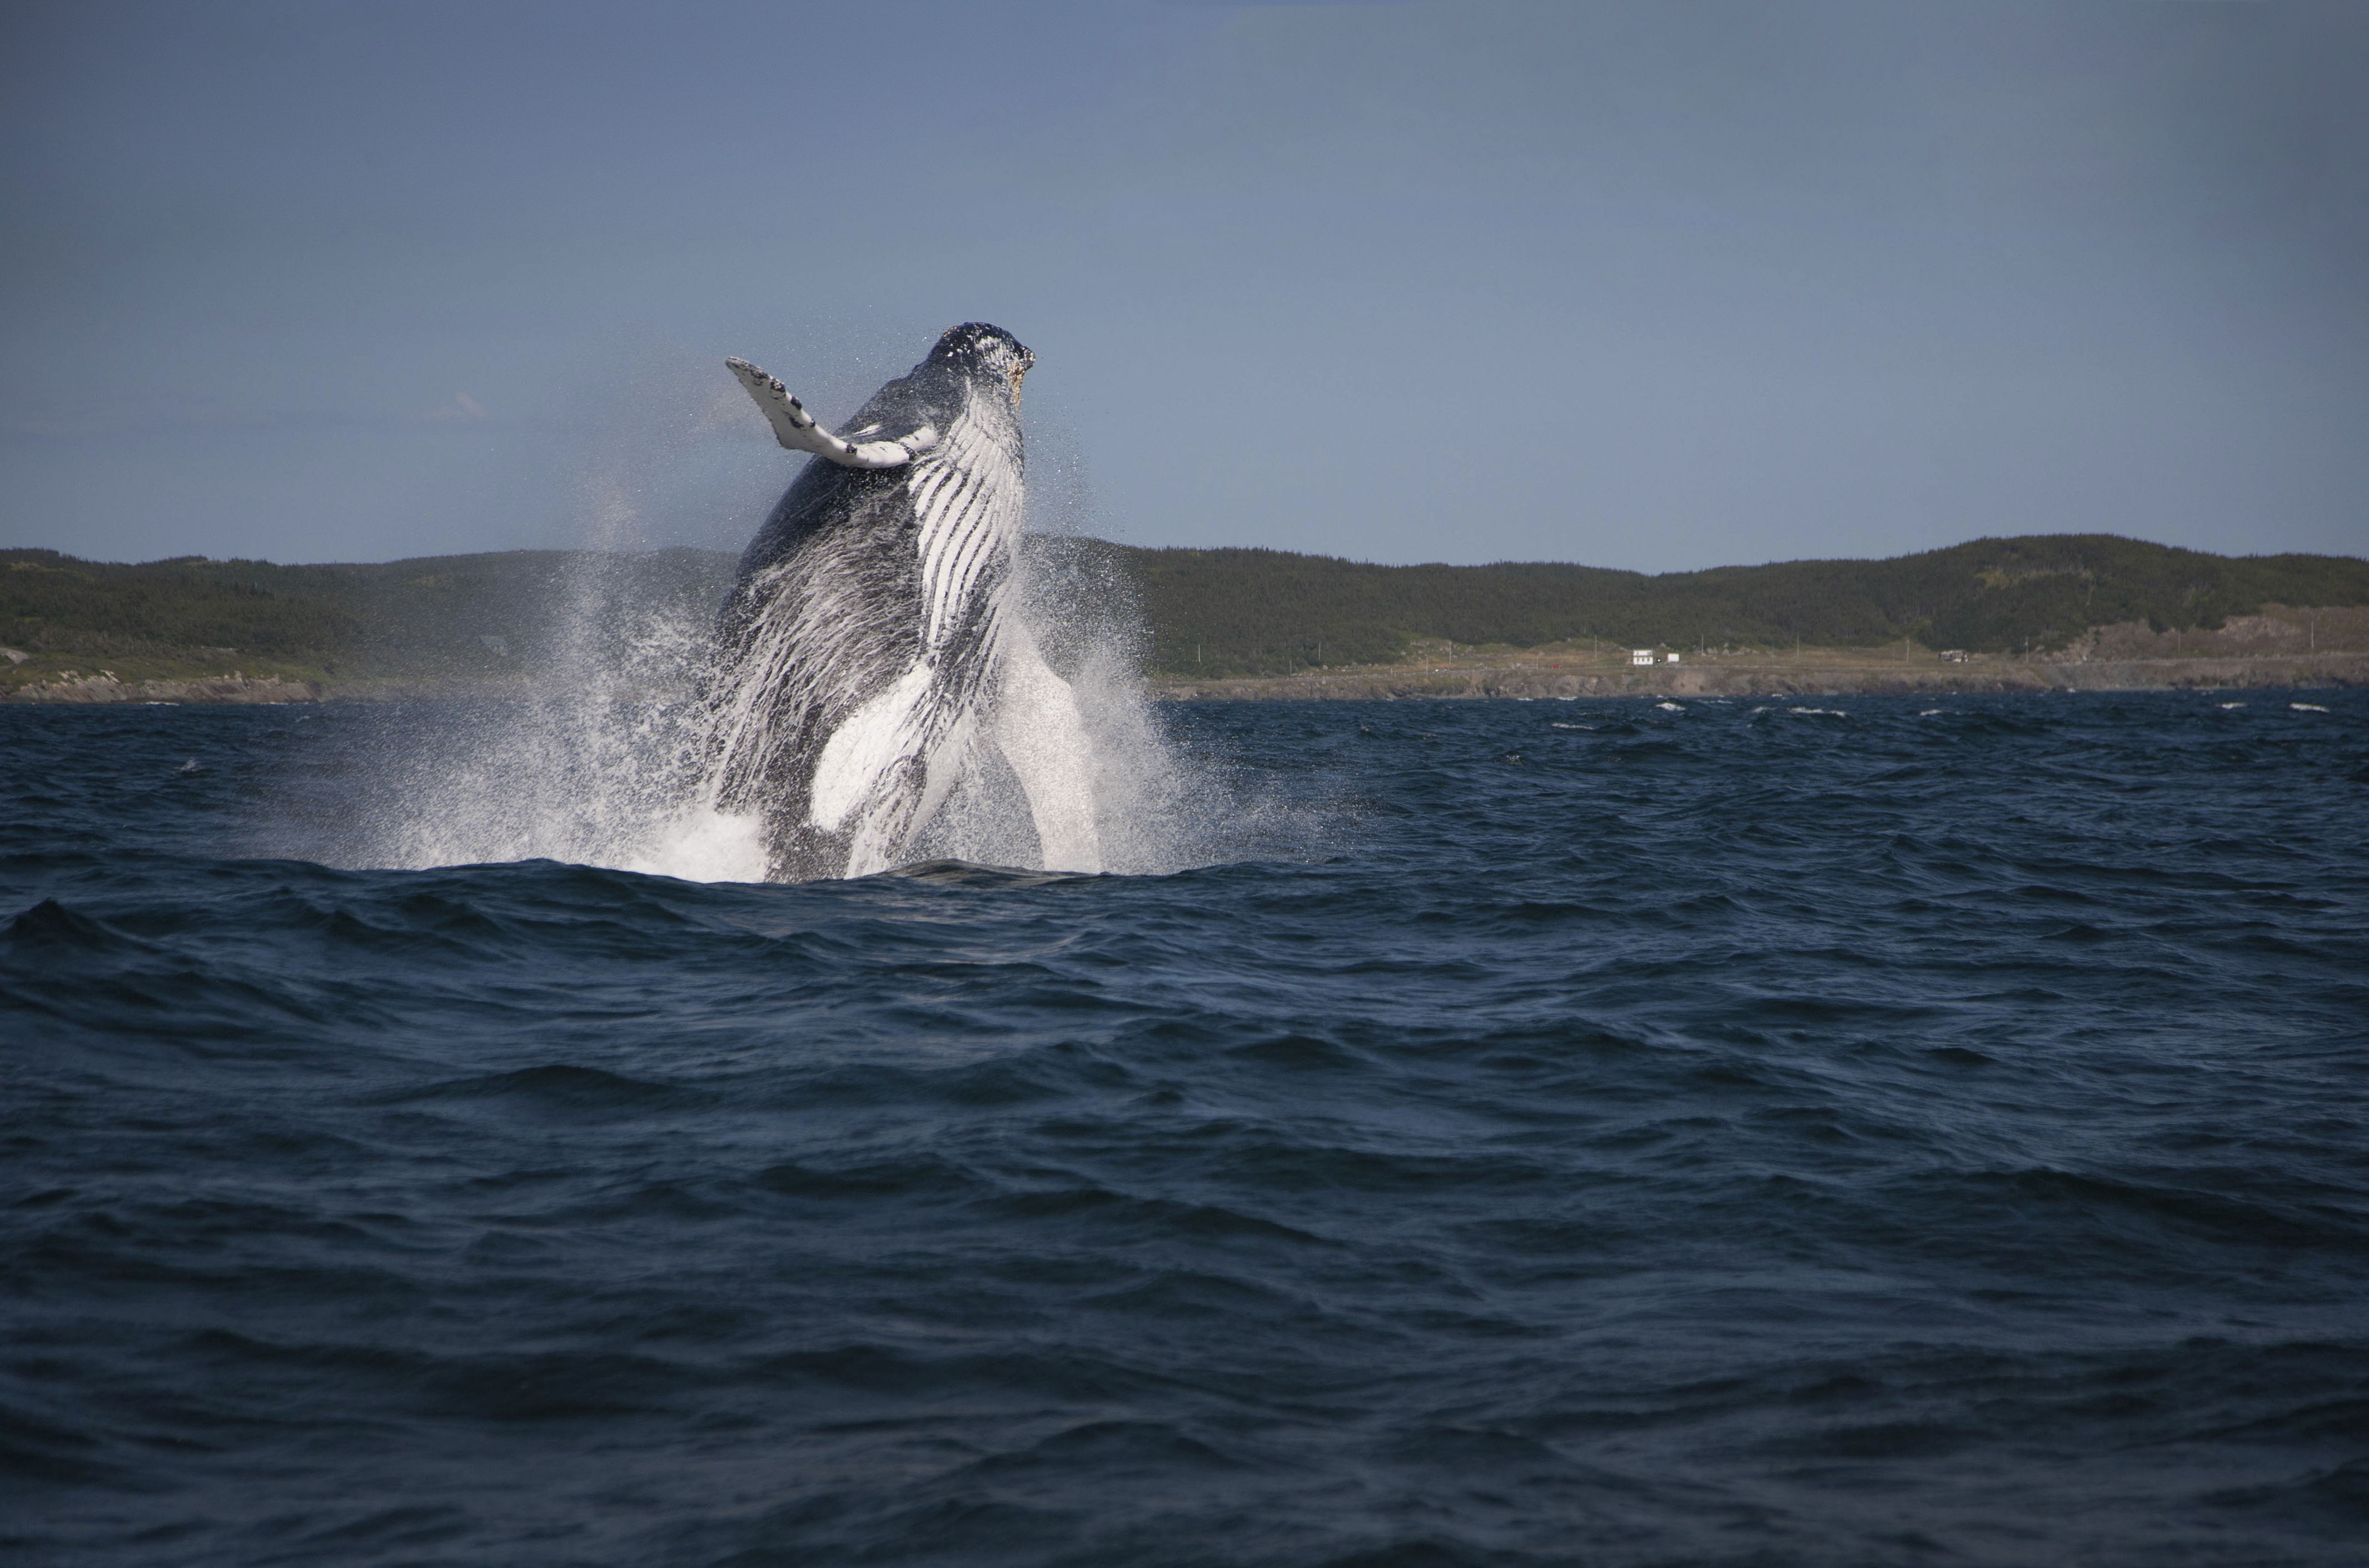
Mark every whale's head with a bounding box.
[929,322,1034,405]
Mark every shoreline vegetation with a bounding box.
[6,534,2365,704]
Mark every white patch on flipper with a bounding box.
[995,624,1102,873]
[809,664,935,832]
[812,661,988,877]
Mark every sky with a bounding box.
[2,0,2363,573]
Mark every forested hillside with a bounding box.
[0,548,733,685]
[6,534,2364,687]
[1106,534,2369,675]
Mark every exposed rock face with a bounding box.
[1151,606,2369,700]
[4,673,325,704]
[2063,606,2369,662]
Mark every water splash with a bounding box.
[346,537,1291,883]
[356,554,748,879]
[339,337,1308,884]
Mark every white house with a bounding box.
[1631,649,1654,666]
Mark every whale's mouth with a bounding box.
[1008,360,1029,404]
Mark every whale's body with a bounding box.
[705,325,1098,882]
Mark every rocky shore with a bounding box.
[6,671,326,704]
[9,623,2363,706]
[1151,653,2369,701]
[9,656,2362,706]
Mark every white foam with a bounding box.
[340,362,1312,883]
[348,541,1297,882]
[623,808,770,883]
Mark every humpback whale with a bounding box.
[705,324,1101,882]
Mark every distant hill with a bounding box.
[0,547,734,689]
[1095,534,2369,676]
[4,534,2365,689]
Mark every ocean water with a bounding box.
[4,691,2366,1567]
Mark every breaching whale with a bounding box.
[704,323,1101,882]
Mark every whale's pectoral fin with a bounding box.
[806,663,976,877]
[996,630,1102,874]
[726,358,937,470]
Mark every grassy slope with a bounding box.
[5,534,2365,690]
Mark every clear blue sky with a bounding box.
[3,1,2363,573]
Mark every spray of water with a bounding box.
[342,346,1296,884]
[357,523,761,882]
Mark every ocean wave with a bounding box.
[4,691,2366,1565]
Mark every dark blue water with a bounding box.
[6,692,2367,1566]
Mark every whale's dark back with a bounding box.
[726,362,959,590]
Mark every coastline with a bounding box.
[0,673,531,705]
[9,644,2359,710]
[7,652,2364,705]
[3,673,331,705]
[1149,652,2369,701]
